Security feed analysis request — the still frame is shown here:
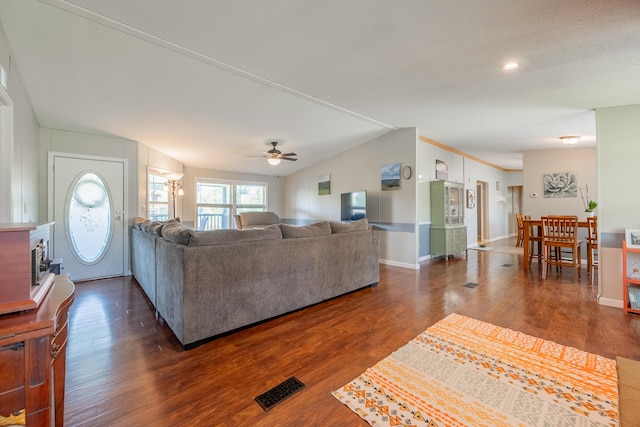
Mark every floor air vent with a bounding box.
[255,376,306,411]
[463,282,479,288]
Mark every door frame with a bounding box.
[47,152,129,278]
[476,180,489,245]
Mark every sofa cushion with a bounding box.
[238,211,279,229]
[188,224,282,246]
[133,217,146,230]
[140,220,165,235]
[617,356,640,426]
[161,219,194,244]
[330,218,369,234]
[280,221,331,238]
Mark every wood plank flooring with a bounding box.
[64,239,640,426]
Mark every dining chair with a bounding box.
[541,216,582,280]
[586,216,598,285]
[526,215,544,267]
[515,213,524,247]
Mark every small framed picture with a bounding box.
[466,189,476,209]
[626,229,640,248]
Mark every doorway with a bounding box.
[49,153,127,282]
[476,181,488,246]
[508,186,524,236]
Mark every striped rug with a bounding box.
[333,313,618,427]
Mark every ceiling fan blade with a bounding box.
[280,153,297,157]
[281,157,297,161]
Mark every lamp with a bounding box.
[267,157,281,166]
[165,180,184,218]
[162,172,184,219]
[560,136,580,145]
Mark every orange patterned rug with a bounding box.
[333,313,618,427]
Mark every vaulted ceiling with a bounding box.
[1,0,639,175]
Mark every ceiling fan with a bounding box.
[253,141,298,165]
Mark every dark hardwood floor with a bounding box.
[64,238,640,426]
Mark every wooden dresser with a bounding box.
[0,274,75,426]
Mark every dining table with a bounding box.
[522,218,589,273]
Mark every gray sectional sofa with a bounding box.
[130,217,379,349]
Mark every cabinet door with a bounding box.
[444,186,450,225]
[448,185,463,225]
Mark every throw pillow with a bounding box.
[161,219,193,245]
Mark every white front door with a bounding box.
[52,155,126,281]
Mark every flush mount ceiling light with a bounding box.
[501,62,519,70]
[560,136,580,145]
[267,157,281,166]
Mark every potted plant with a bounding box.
[579,185,597,216]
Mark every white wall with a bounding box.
[523,148,597,221]
[0,31,40,223]
[596,104,640,306]
[463,158,515,245]
[284,128,419,268]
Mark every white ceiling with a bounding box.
[1,0,639,175]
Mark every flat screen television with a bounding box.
[341,190,367,221]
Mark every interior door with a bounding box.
[53,155,125,281]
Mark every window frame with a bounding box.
[147,168,169,222]
[195,178,268,230]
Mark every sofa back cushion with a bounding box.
[280,221,331,238]
[188,224,283,246]
[133,217,180,236]
[161,219,194,244]
[330,218,369,234]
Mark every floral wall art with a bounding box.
[543,172,577,198]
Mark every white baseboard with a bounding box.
[379,259,420,270]
[419,254,432,262]
[598,296,623,309]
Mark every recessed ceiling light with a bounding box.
[502,62,519,70]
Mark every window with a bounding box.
[195,179,267,230]
[67,172,112,264]
[148,172,169,221]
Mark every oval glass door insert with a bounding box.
[67,172,112,264]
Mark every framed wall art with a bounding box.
[381,163,401,190]
[626,229,640,249]
[435,159,448,180]
[543,172,577,198]
[466,189,476,209]
[318,174,330,195]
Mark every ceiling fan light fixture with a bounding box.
[267,157,281,166]
[560,136,580,145]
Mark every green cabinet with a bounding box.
[430,181,467,258]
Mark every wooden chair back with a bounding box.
[540,215,582,280]
[587,216,598,242]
